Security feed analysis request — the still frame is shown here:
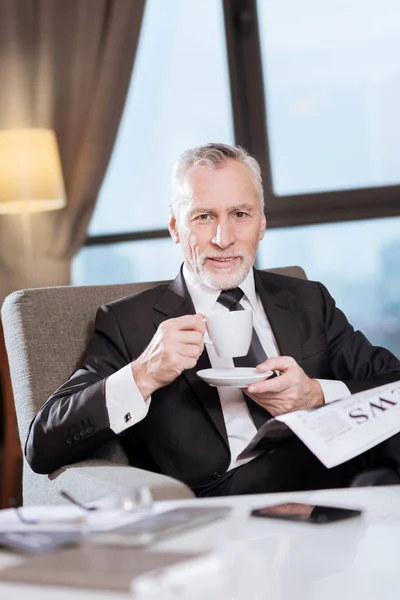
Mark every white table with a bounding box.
[1,485,400,599]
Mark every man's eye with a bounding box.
[235,211,247,218]
[196,214,211,220]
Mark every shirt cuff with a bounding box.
[105,363,151,434]
[316,379,351,404]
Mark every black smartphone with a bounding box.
[251,502,362,524]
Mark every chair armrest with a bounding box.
[48,459,195,503]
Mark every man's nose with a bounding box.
[211,221,235,249]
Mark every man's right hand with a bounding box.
[131,314,206,399]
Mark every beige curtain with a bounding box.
[0,0,146,299]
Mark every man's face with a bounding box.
[169,159,266,290]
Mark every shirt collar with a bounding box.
[182,263,257,315]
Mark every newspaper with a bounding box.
[238,380,400,468]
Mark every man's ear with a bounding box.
[169,209,180,244]
[259,213,266,241]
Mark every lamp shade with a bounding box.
[0,128,66,214]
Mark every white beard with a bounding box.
[193,254,254,290]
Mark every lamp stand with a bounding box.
[20,211,36,288]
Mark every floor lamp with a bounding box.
[0,128,66,288]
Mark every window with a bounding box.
[257,216,400,358]
[73,239,183,285]
[258,0,400,196]
[87,0,233,236]
[73,0,233,284]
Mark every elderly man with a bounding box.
[26,143,400,496]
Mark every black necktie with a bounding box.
[217,288,270,428]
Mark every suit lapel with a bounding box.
[254,269,302,365]
[153,268,229,446]
[152,268,195,329]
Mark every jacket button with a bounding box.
[80,430,87,438]
[66,437,73,445]
[73,433,80,441]
[86,427,94,435]
[212,471,221,480]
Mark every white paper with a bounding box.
[0,504,163,533]
[239,380,400,468]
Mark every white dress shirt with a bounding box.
[106,267,350,468]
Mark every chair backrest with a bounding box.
[1,266,307,473]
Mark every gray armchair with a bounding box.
[1,266,306,506]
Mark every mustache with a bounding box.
[203,252,244,260]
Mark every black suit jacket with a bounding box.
[26,269,400,493]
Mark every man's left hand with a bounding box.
[245,356,324,416]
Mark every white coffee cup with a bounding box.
[205,310,252,358]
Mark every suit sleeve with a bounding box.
[320,282,400,393]
[25,304,134,474]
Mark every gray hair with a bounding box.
[171,143,264,212]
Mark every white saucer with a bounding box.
[197,368,274,388]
